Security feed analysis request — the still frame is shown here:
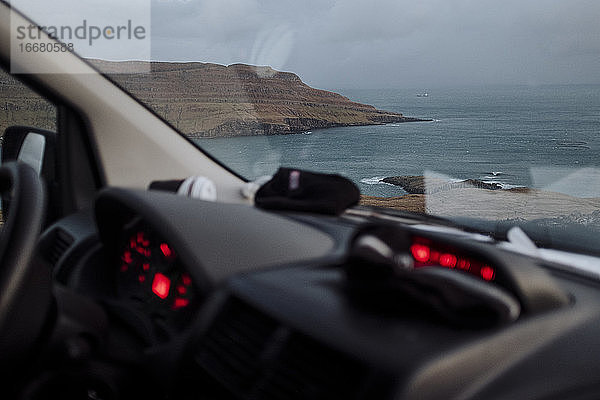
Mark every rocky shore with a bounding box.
[360,175,600,222]
[381,175,503,195]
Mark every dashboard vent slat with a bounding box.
[45,228,74,266]
[195,297,375,399]
[256,333,367,400]
[195,297,279,394]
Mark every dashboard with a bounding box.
[33,187,600,399]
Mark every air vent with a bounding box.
[255,333,368,400]
[195,297,378,399]
[45,228,74,266]
[195,297,279,394]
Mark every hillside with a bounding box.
[92,60,426,137]
[1,60,426,138]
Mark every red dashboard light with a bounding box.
[457,259,471,271]
[122,251,132,264]
[411,238,496,283]
[173,298,190,309]
[152,273,171,299]
[160,243,173,258]
[411,244,431,262]
[480,266,495,281]
[439,253,458,268]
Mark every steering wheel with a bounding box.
[0,162,52,378]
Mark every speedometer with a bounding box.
[117,222,196,335]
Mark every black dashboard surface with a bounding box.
[38,188,600,399]
[94,188,338,286]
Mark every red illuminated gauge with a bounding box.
[118,227,195,317]
[146,271,193,309]
[160,243,175,260]
[152,273,171,299]
[120,230,153,286]
[171,272,193,310]
[409,240,496,282]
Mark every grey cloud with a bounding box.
[149,0,600,88]
[152,0,262,40]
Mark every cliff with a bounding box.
[91,60,427,137]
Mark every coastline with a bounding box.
[191,117,432,139]
[360,175,600,221]
[380,175,509,194]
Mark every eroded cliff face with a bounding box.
[95,60,423,137]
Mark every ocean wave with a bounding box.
[360,176,396,186]
[482,172,508,179]
[551,139,590,150]
[374,174,527,194]
[481,180,525,190]
[445,178,520,188]
[478,171,523,189]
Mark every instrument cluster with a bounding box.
[116,220,197,335]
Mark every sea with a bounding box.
[196,85,600,198]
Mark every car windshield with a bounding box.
[6,0,600,254]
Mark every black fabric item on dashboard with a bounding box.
[254,167,360,215]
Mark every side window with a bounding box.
[0,67,56,147]
[0,67,57,225]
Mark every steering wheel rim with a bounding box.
[0,162,51,375]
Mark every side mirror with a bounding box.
[2,126,57,224]
[2,126,56,179]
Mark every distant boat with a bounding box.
[416,93,429,97]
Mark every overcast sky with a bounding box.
[147,0,600,89]
[13,0,600,88]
